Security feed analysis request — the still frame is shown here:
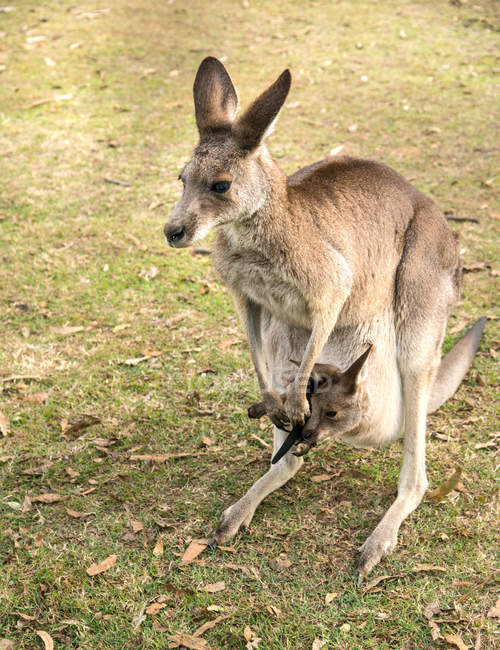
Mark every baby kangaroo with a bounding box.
[165,57,466,574]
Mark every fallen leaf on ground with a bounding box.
[202,436,214,446]
[193,615,228,637]
[0,410,9,437]
[266,605,282,617]
[423,601,441,620]
[429,620,443,641]
[130,452,205,462]
[123,353,161,366]
[325,592,338,603]
[363,574,402,591]
[22,392,49,404]
[269,556,292,571]
[0,456,13,462]
[52,325,85,336]
[65,508,92,518]
[312,640,327,650]
[200,581,225,593]
[487,597,500,618]
[166,310,194,327]
[180,539,209,565]
[152,536,164,557]
[130,519,144,533]
[0,640,15,650]
[36,631,54,650]
[310,473,335,483]
[168,633,210,649]
[32,493,65,504]
[139,266,159,281]
[86,554,117,576]
[412,564,446,573]
[427,467,462,500]
[61,415,101,437]
[443,632,469,650]
[145,602,166,615]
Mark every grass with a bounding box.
[0,0,498,648]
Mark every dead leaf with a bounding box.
[65,508,92,518]
[463,262,487,273]
[130,452,205,462]
[145,602,166,615]
[52,325,85,336]
[0,456,13,462]
[487,597,500,618]
[269,556,292,571]
[428,467,462,500]
[193,615,228,637]
[363,574,401,592]
[202,436,214,446]
[218,338,240,350]
[139,266,159,281]
[312,641,327,650]
[310,473,335,483]
[180,539,209,565]
[474,439,497,450]
[429,620,443,641]
[200,581,225,593]
[86,554,117,576]
[130,520,144,533]
[0,640,15,650]
[34,533,44,547]
[61,415,101,437]
[36,631,54,650]
[423,601,441,620]
[412,564,446,573]
[443,632,469,650]
[166,310,194,328]
[244,626,255,642]
[325,592,338,603]
[266,605,282,617]
[32,493,64,504]
[0,410,9,437]
[152,536,164,557]
[22,392,49,404]
[168,633,210,649]
[122,352,162,366]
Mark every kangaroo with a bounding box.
[164,57,464,575]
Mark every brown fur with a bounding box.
[164,58,463,576]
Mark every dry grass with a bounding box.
[0,1,498,648]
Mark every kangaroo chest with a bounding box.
[214,240,312,329]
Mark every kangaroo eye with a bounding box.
[325,411,337,419]
[211,180,231,194]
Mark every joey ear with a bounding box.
[342,345,372,393]
[193,57,238,136]
[233,69,291,150]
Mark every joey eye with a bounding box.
[211,180,231,194]
[325,411,337,419]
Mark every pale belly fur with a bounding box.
[262,309,404,449]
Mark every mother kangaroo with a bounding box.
[164,58,462,575]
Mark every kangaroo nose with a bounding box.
[164,224,186,246]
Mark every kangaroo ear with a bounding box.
[233,69,291,150]
[193,57,238,136]
[342,345,372,394]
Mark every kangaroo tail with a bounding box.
[427,317,487,414]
